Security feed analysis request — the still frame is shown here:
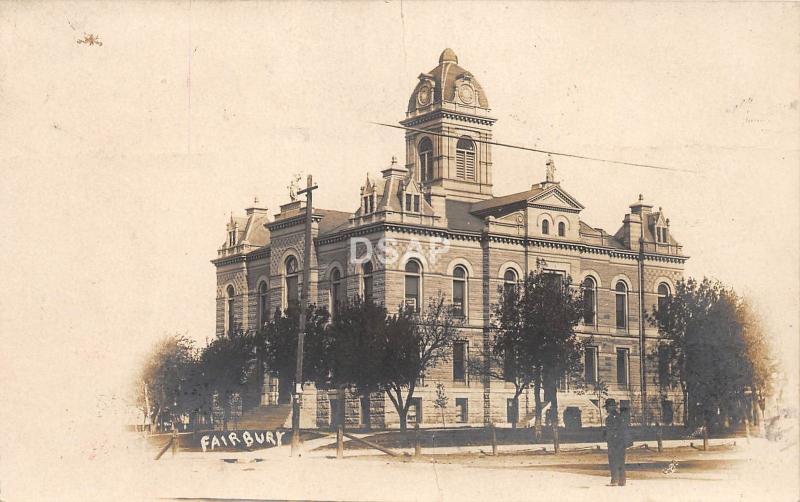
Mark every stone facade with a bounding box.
[211,49,687,429]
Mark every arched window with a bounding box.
[455,137,475,180]
[404,260,421,312]
[258,281,269,326]
[452,266,467,317]
[615,281,628,330]
[418,137,433,181]
[558,221,566,237]
[503,268,519,298]
[330,268,342,316]
[541,220,549,235]
[285,256,299,312]
[362,262,374,303]
[657,283,670,312]
[226,285,236,336]
[582,277,596,326]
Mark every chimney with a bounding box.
[245,196,268,216]
[382,155,408,181]
[622,194,652,251]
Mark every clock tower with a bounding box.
[402,48,496,203]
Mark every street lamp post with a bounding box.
[291,175,317,456]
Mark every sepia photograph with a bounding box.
[1,1,798,501]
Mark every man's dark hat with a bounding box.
[603,398,618,409]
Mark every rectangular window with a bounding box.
[453,342,466,381]
[616,348,629,387]
[408,397,422,424]
[616,293,627,329]
[405,193,412,211]
[504,350,516,382]
[583,287,595,326]
[413,195,420,212]
[363,276,373,303]
[661,400,674,425]
[360,395,370,428]
[658,346,672,388]
[544,271,563,292]
[286,277,299,311]
[584,347,597,384]
[453,281,465,316]
[507,398,518,424]
[405,276,419,312]
[363,196,369,213]
[455,398,468,423]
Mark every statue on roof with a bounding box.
[287,173,302,201]
[546,154,556,183]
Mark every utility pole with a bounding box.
[638,216,648,426]
[291,174,317,456]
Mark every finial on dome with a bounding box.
[545,154,556,182]
[254,196,259,204]
[639,194,644,201]
[439,48,458,64]
[391,155,397,165]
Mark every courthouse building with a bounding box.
[212,49,687,429]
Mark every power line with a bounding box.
[369,121,695,173]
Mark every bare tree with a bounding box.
[379,294,463,431]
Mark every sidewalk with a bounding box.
[168,430,743,461]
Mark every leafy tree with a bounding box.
[467,331,535,429]
[200,328,256,430]
[489,268,584,438]
[318,297,387,426]
[648,278,775,429]
[379,294,463,431]
[434,382,449,428]
[137,334,197,432]
[737,299,776,424]
[256,305,331,402]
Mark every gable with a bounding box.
[527,185,584,211]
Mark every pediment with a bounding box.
[528,185,584,211]
[494,211,525,225]
[652,212,667,226]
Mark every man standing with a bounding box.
[604,399,630,486]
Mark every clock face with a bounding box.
[458,84,474,104]
[418,85,432,106]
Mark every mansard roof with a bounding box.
[317,208,353,236]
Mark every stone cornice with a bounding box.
[529,203,581,214]
[267,213,323,232]
[211,254,247,267]
[400,110,496,128]
[214,223,687,267]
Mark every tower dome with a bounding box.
[407,48,490,114]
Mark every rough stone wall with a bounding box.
[218,202,686,428]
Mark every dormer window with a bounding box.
[656,226,668,243]
[405,193,420,213]
[455,137,475,181]
[363,195,375,214]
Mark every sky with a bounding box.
[0,0,798,484]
